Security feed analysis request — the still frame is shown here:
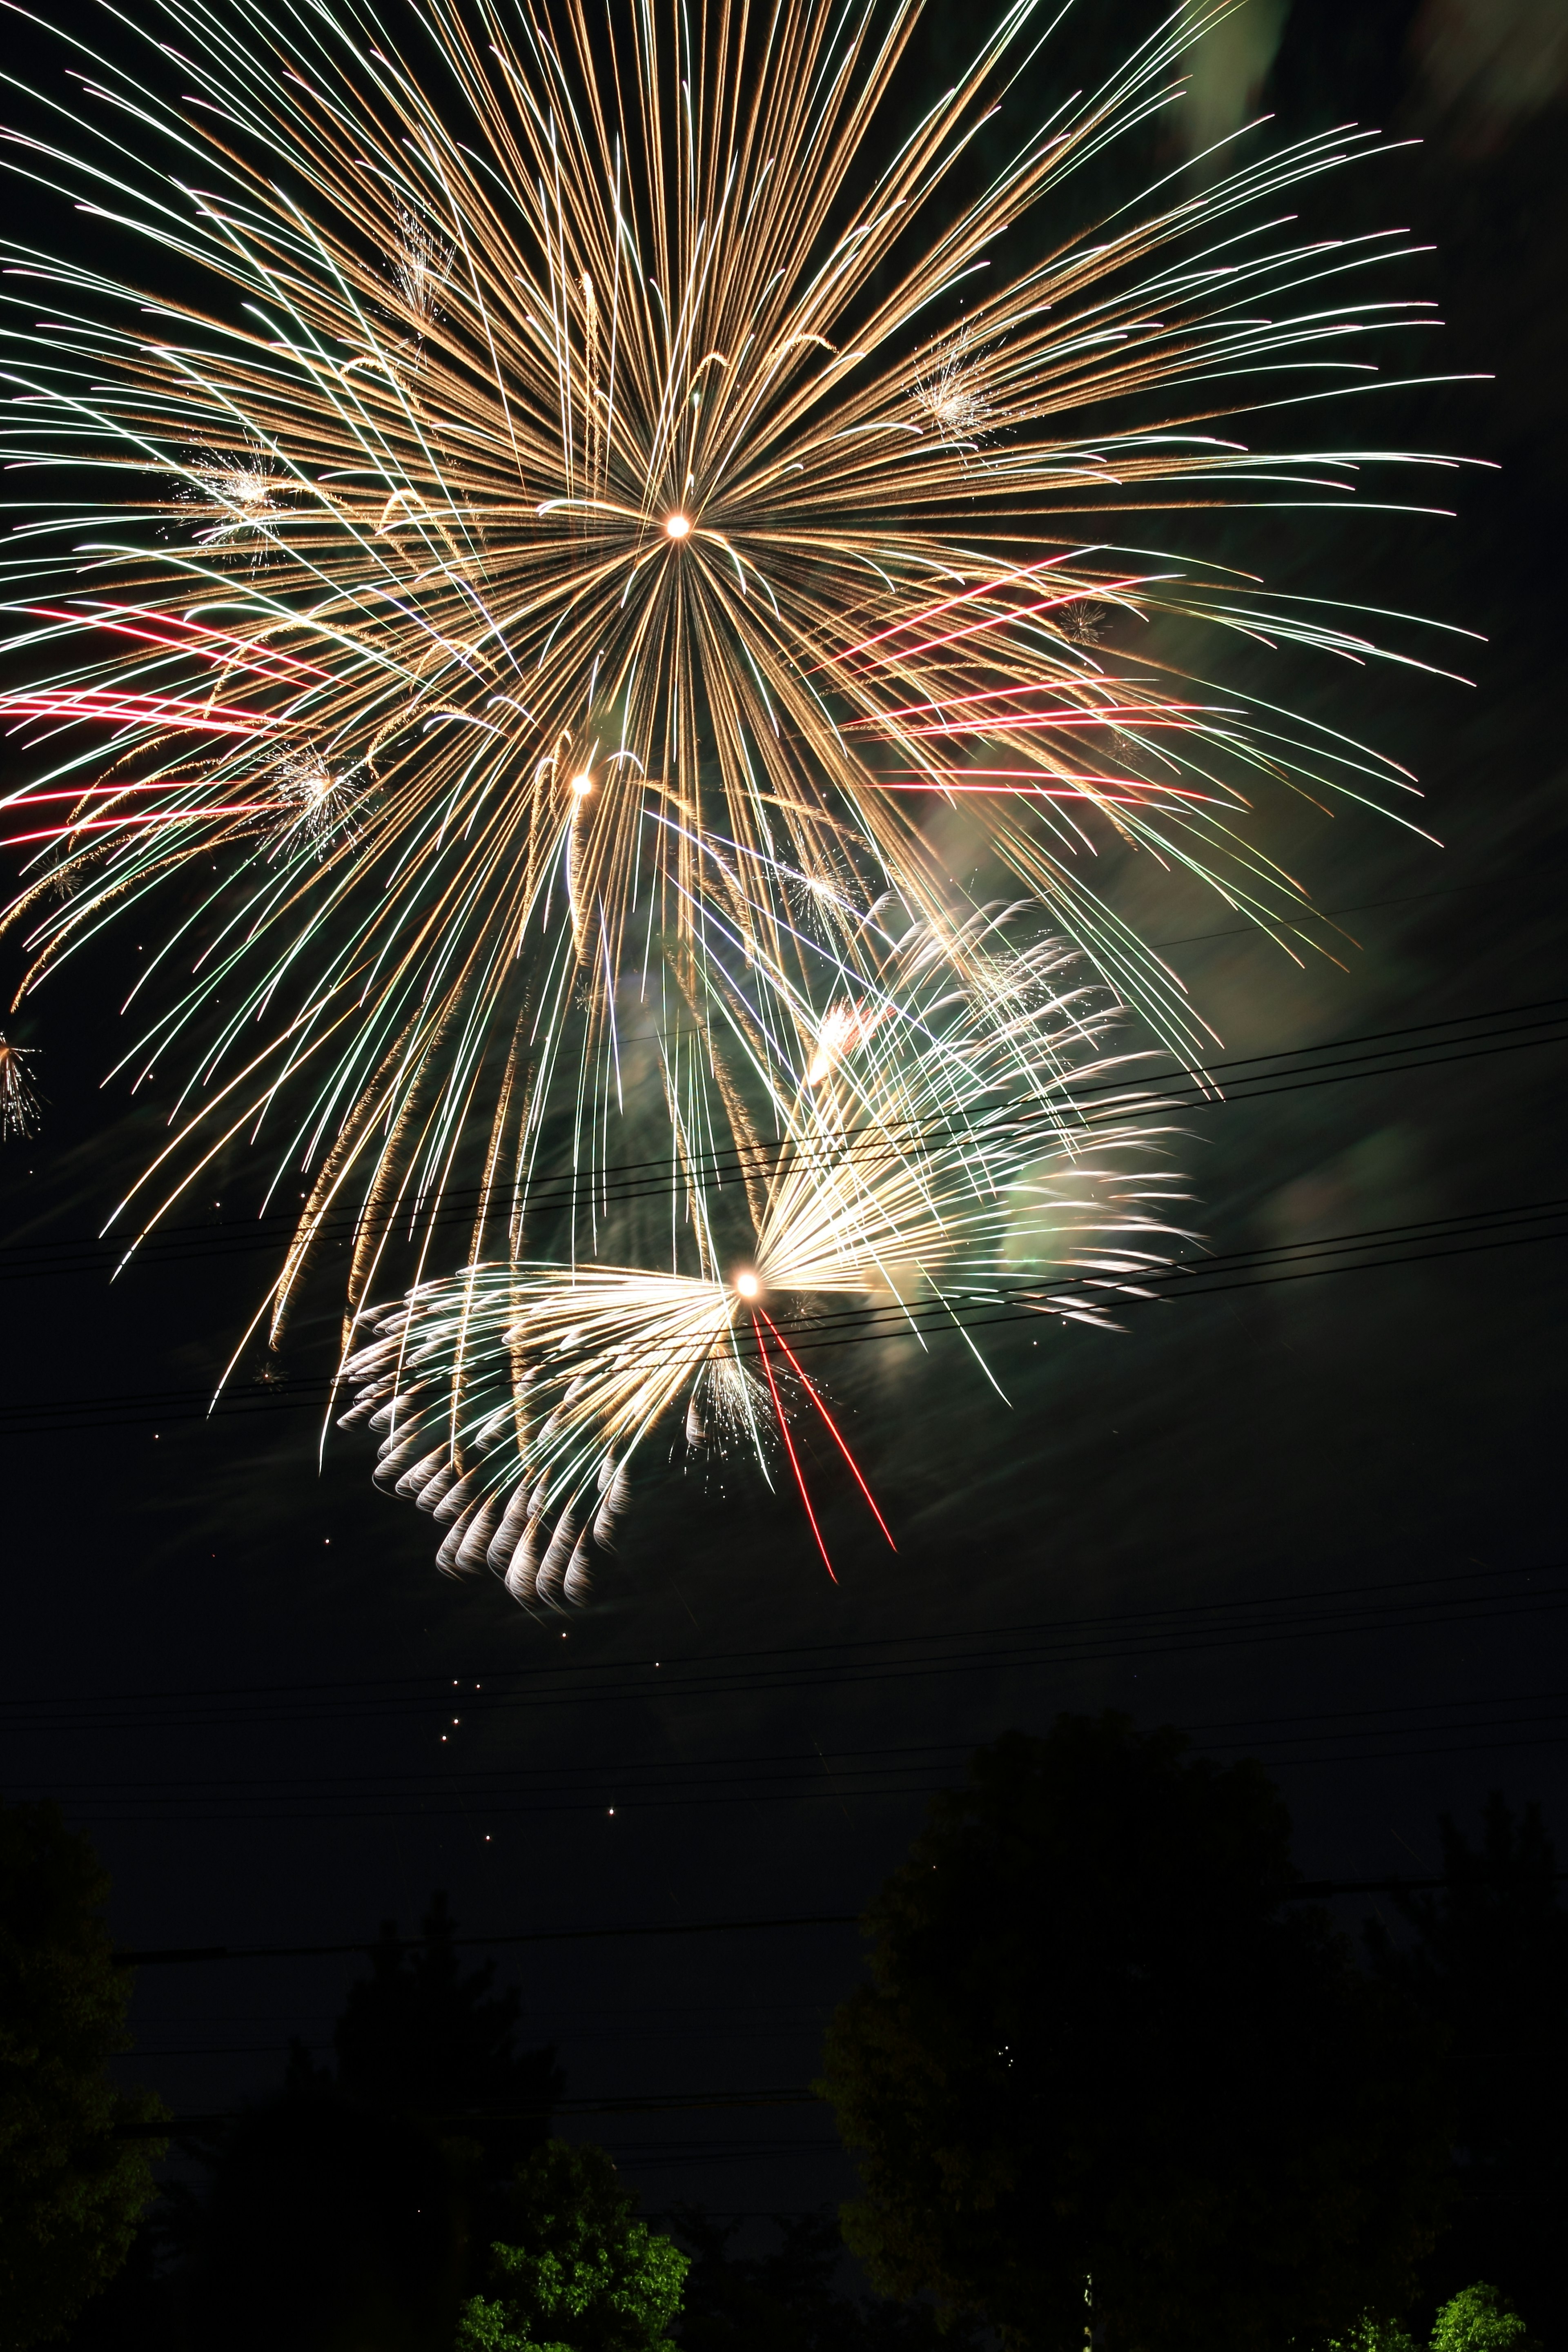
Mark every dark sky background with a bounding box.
[1,0,1565,2236]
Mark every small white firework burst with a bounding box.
[913,327,995,452]
[392,206,452,332]
[0,1033,41,1140]
[690,1356,773,1459]
[185,448,286,550]
[272,749,367,852]
[1062,600,1112,647]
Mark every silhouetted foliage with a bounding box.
[672,2206,976,2352]
[284,1889,562,2218]
[179,2096,464,2352]
[820,1716,1452,2352]
[459,2139,687,2352]
[1368,1797,1568,2340]
[0,1797,164,2350]
[49,2201,185,2352]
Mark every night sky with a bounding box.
[1,0,1565,2236]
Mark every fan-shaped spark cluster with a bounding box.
[338,919,1180,1600]
[0,1033,40,1141]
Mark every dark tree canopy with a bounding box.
[673,2207,975,2352]
[0,1797,164,2350]
[1369,1795,1568,2340]
[820,1717,1451,2352]
[180,2097,465,2352]
[303,1891,562,2175]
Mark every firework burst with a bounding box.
[0,0,1457,1300]
[0,0,1463,1592]
[338,915,1180,1604]
[0,1032,40,1140]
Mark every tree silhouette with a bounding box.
[672,2206,976,2352]
[820,1717,1451,2352]
[292,1891,562,2184]
[0,1797,164,2350]
[1368,1795,1568,2339]
[180,2097,465,2352]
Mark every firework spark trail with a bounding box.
[336,918,1180,1606]
[755,1307,898,1554]
[0,0,1458,1285]
[0,0,1463,1590]
[753,1315,838,1584]
[0,1030,40,1138]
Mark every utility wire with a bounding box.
[6,1562,1560,1727]
[120,2113,848,2140]
[0,996,1563,1282]
[3,1192,1564,1433]
[109,1871,1568,1971]
[47,1728,1568,1829]
[110,1911,862,1967]
[31,1639,1568,1823]
[54,1745,1568,1829]
[24,1694,1568,1818]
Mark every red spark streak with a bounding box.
[840,573,1147,674]
[3,784,232,806]
[27,604,329,684]
[854,681,1203,727]
[0,690,271,734]
[859,708,1204,739]
[883,722,1204,744]
[753,1321,837,1584]
[757,1310,895,1550]
[1,808,271,846]
[857,580,1147,673]
[835,552,1082,662]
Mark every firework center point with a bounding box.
[733,1270,761,1299]
[570,773,594,793]
[663,511,692,540]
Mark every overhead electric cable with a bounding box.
[109,1869,1568,1970]
[5,1562,1561,1729]
[1,1192,1563,1433]
[0,996,1563,1283]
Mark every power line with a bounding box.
[109,1870,1568,1972]
[3,1191,1566,1434]
[124,2121,848,2150]
[0,995,1563,1283]
[24,1690,1568,1822]
[133,2026,833,2060]
[111,1911,862,1968]
[44,1729,1568,1829]
[7,1561,1560,1727]
[1145,878,1521,952]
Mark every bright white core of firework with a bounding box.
[733,1271,761,1299]
[663,512,691,539]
